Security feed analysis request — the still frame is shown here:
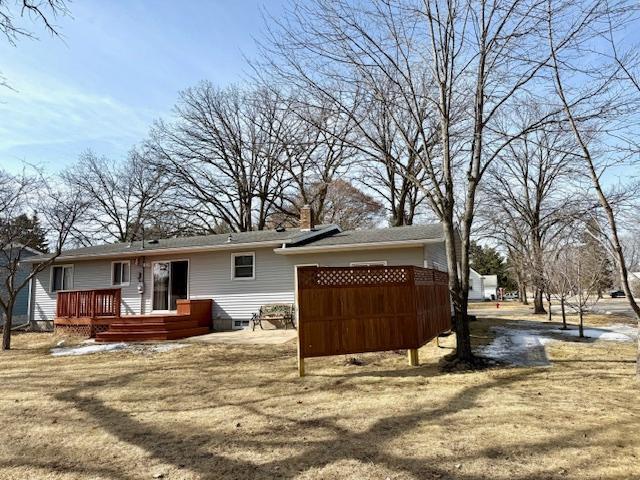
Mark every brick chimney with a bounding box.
[299,204,313,231]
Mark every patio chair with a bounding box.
[251,304,295,331]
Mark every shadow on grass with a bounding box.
[43,363,619,480]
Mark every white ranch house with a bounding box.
[25,214,458,334]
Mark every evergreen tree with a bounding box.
[4,214,49,253]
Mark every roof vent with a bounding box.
[275,224,286,233]
[227,234,233,243]
[147,239,159,245]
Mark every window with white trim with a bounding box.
[112,261,131,286]
[232,252,255,280]
[349,261,388,267]
[51,265,73,292]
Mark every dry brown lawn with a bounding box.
[1,313,639,480]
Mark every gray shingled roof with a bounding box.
[294,224,444,247]
[26,226,339,262]
[25,222,444,262]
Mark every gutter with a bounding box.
[274,238,444,255]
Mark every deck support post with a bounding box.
[298,357,305,377]
[407,348,419,367]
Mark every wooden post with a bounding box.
[407,348,419,367]
[297,328,306,377]
[115,288,121,318]
[90,290,96,319]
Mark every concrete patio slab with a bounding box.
[185,328,297,345]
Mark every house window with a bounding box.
[232,252,255,280]
[112,261,131,286]
[51,265,73,292]
[350,261,388,267]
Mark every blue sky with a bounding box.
[0,0,286,173]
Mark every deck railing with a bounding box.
[56,288,122,319]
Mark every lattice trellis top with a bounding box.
[298,266,448,289]
[414,268,449,285]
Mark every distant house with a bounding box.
[23,207,461,335]
[0,245,42,326]
[468,269,499,301]
[482,275,498,300]
[468,268,485,300]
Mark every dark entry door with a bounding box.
[169,260,189,310]
[152,260,189,311]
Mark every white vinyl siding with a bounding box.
[424,243,448,271]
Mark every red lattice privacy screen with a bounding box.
[296,265,452,359]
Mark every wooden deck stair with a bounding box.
[95,314,210,342]
[95,299,212,342]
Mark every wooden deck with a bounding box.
[54,289,212,342]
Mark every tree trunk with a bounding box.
[441,220,473,363]
[560,298,567,329]
[578,310,584,338]
[521,285,529,305]
[533,288,546,314]
[2,311,12,351]
[547,296,552,322]
[454,309,473,361]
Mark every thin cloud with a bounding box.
[0,70,155,164]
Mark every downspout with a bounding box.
[26,274,33,326]
[140,226,145,315]
[139,258,145,315]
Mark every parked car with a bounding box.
[610,290,626,298]
[503,291,519,300]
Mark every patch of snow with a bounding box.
[51,342,189,357]
[551,325,638,342]
[477,322,637,367]
[51,342,129,356]
[479,327,550,366]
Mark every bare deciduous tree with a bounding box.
[62,149,169,244]
[147,83,290,232]
[273,99,356,226]
[545,0,640,373]
[561,242,608,337]
[545,244,575,329]
[0,168,85,350]
[483,112,579,314]
[311,179,385,230]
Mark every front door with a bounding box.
[152,260,189,311]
